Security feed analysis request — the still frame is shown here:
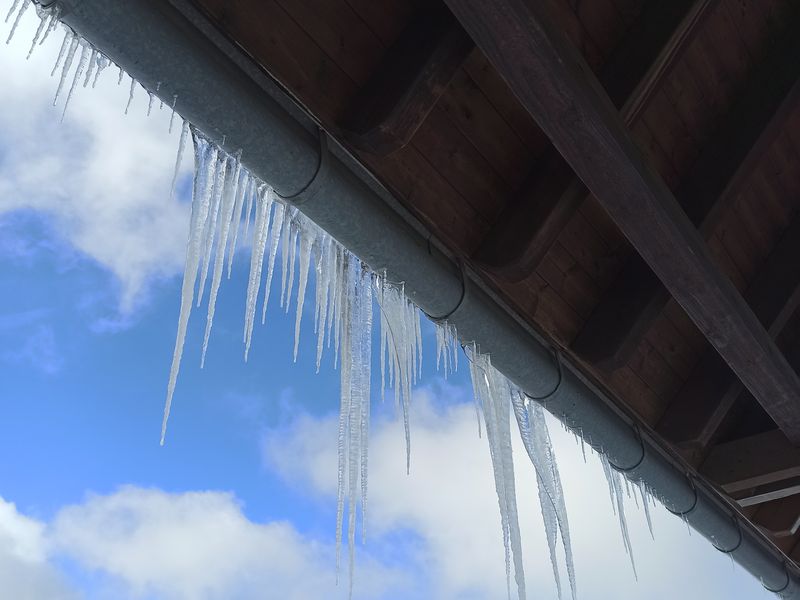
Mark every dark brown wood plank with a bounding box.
[701,429,800,492]
[446,0,800,443]
[572,9,800,369]
[473,0,702,281]
[340,4,473,155]
[754,495,800,537]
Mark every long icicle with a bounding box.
[161,132,217,445]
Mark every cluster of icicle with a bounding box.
[5,4,663,599]
[8,0,182,131]
[166,131,427,598]
[466,346,577,600]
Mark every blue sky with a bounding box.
[0,9,779,600]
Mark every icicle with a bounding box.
[161,132,217,445]
[124,77,137,114]
[200,156,242,368]
[26,9,49,59]
[50,30,71,77]
[52,33,78,106]
[169,95,178,133]
[259,199,284,326]
[293,226,312,361]
[638,481,655,540]
[601,454,637,579]
[5,0,29,45]
[466,348,526,600]
[226,166,248,278]
[5,0,21,23]
[195,154,227,307]
[242,177,255,241]
[243,189,273,361]
[61,42,89,121]
[81,48,97,87]
[314,237,332,372]
[170,121,189,201]
[117,65,124,85]
[91,54,109,87]
[39,6,58,47]
[279,209,293,309]
[284,225,300,313]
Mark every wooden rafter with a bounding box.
[573,13,800,368]
[339,4,472,156]
[656,216,800,454]
[473,0,708,280]
[444,0,800,443]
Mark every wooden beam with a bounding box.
[474,0,707,280]
[656,217,800,452]
[701,430,800,493]
[572,12,800,368]
[754,495,800,538]
[733,476,800,508]
[339,4,472,156]
[445,0,800,443]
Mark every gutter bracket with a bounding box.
[279,128,330,205]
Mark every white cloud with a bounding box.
[0,487,405,600]
[0,13,191,312]
[0,498,75,599]
[266,383,777,600]
[51,486,404,600]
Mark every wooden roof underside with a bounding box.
[190,0,800,562]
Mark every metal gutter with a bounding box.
[42,0,800,595]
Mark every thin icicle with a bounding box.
[39,6,58,47]
[147,91,155,116]
[200,156,241,368]
[284,224,299,313]
[243,189,273,360]
[161,133,217,445]
[226,166,248,278]
[61,42,89,121]
[170,121,189,201]
[52,33,78,106]
[260,200,285,325]
[242,176,255,241]
[81,48,97,87]
[124,76,136,114]
[638,481,655,540]
[293,227,312,361]
[4,0,21,23]
[5,0,28,45]
[314,237,333,372]
[26,9,49,59]
[169,95,178,133]
[196,154,227,307]
[50,29,71,77]
[601,454,637,579]
[117,65,124,85]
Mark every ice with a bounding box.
[200,156,241,368]
[4,0,20,23]
[53,33,78,106]
[5,0,28,44]
[467,347,526,600]
[434,320,458,379]
[124,76,136,114]
[170,121,189,202]
[50,29,71,77]
[196,153,227,307]
[242,176,255,241]
[601,453,638,579]
[375,276,420,474]
[292,223,312,361]
[26,7,50,58]
[81,47,96,87]
[161,132,217,445]
[39,7,59,48]
[260,200,285,325]
[169,95,178,133]
[226,166,248,278]
[243,186,273,361]
[61,41,89,120]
